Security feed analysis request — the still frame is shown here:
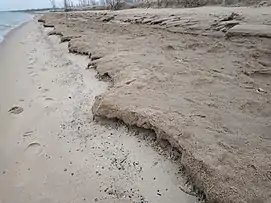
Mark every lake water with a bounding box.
[0,12,32,42]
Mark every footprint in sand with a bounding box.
[8,106,24,114]
[23,131,33,137]
[25,142,43,156]
[42,89,50,93]
[28,71,38,77]
[29,57,37,65]
[30,48,37,53]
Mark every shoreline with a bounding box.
[0,13,33,44]
[0,14,198,203]
[1,6,271,203]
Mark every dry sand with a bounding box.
[0,21,199,203]
[39,6,271,203]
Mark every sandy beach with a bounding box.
[39,6,271,203]
[1,5,271,203]
[0,20,199,203]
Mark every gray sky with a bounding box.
[0,0,63,11]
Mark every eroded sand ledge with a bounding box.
[39,7,271,203]
[0,20,202,203]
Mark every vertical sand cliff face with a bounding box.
[38,6,271,203]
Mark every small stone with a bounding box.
[153,161,158,166]
[64,168,67,172]
[257,88,267,93]
[87,61,97,69]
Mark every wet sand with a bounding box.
[0,20,199,203]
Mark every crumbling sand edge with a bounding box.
[38,18,247,203]
[38,19,211,201]
[92,96,234,203]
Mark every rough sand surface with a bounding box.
[39,6,271,203]
[0,21,199,203]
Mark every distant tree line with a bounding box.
[49,0,140,10]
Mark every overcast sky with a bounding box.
[0,0,65,11]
